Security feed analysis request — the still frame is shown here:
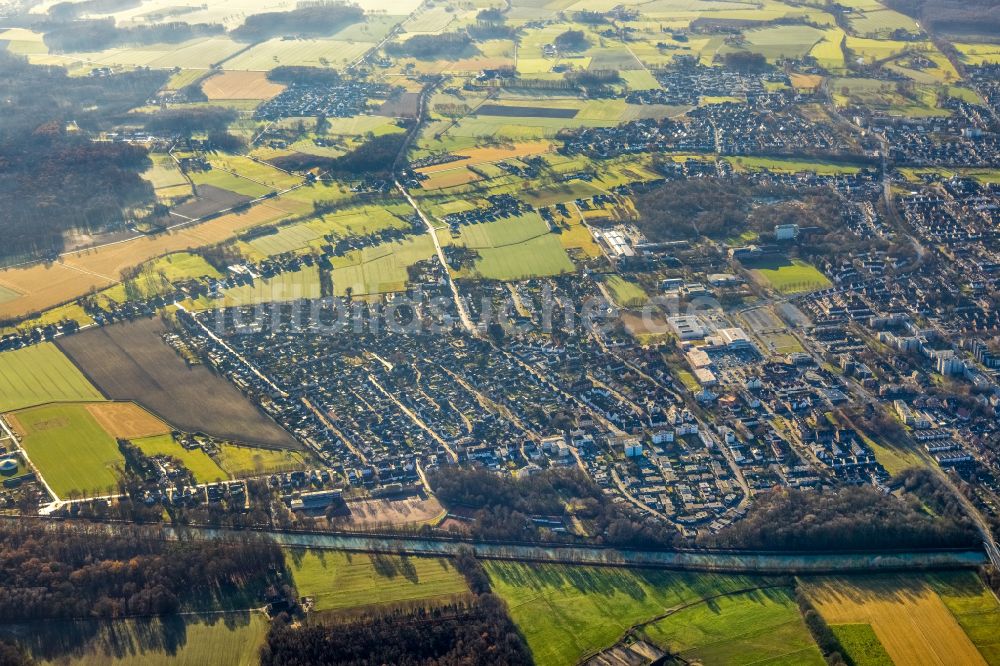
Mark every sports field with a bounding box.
[133,434,228,484]
[750,258,832,294]
[285,549,469,614]
[642,587,825,665]
[0,343,104,412]
[801,573,997,666]
[485,561,761,666]
[12,403,124,498]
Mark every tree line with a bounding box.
[700,479,978,551]
[0,520,285,622]
[428,466,677,549]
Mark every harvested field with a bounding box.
[376,92,421,118]
[477,104,579,118]
[85,402,170,440]
[801,574,989,666]
[57,319,298,449]
[201,70,286,100]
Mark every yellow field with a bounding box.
[0,200,302,320]
[802,575,988,666]
[201,70,286,100]
[419,167,483,189]
[85,402,171,440]
[418,141,554,174]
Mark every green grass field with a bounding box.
[286,549,469,613]
[215,443,309,476]
[831,624,893,666]
[189,169,272,199]
[331,234,437,296]
[133,434,228,484]
[100,253,221,305]
[751,258,832,294]
[485,561,762,666]
[449,213,575,280]
[186,268,323,310]
[15,403,123,498]
[6,612,267,666]
[0,343,104,412]
[245,206,410,258]
[928,571,1000,664]
[603,275,648,307]
[728,156,861,175]
[642,587,825,665]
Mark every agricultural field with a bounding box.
[330,234,437,296]
[189,169,273,199]
[801,572,999,666]
[186,267,323,309]
[0,197,300,320]
[831,624,894,665]
[642,587,825,665]
[722,24,827,63]
[449,214,576,281]
[56,318,298,449]
[85,402,170,440]
[485,561,763,666]
[831,76,948,116]
[286,549,470,614]
[2,612,268,666]
[0,343,104,412]
[201,70,286,100]
[99,252,222,305]
[224,38,371,70]
[70,37,244,70]
[243,205,411,258]
[133,434,229,483]
[955,42,1000,66]
[749,258,832,294]
[727,156,862,175]
[11,403,124,498]
[143,156,189,190]
[849,8,921,36]
[809,27,847,71]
